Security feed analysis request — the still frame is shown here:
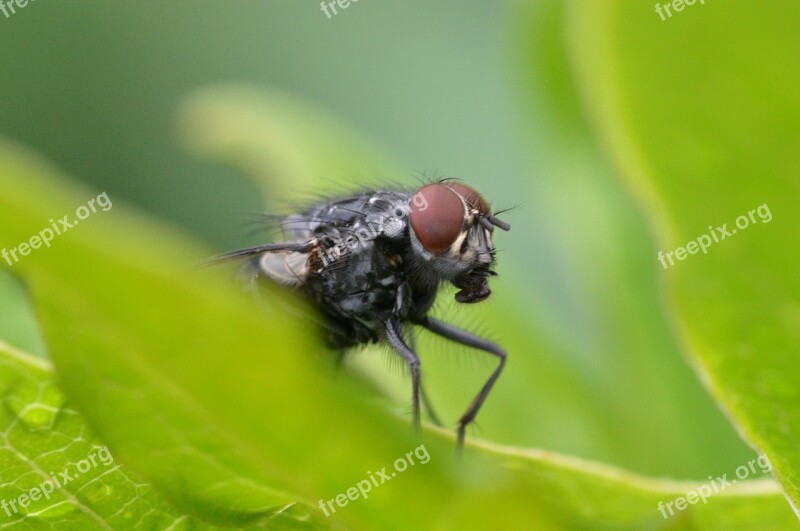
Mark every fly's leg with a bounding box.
[420,382,443,427]
[416,316,506,450]
[408,327,443,426]
[385,318,421,431]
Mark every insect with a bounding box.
[208,180,510,448]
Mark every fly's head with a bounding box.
[408,181,510,303]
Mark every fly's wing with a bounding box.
[201,240,315,287]
[201,215,317,288]
[255,215,315,286]
[255,246,311,286]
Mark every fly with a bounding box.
[207,180,511,448]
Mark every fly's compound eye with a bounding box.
[445,182,490,214]
[409,184,467,254]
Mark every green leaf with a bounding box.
[0,342,181,528]
[509,0,756,478]
[0,340,327,529]
[0,273,47,359]
[566,0,800,517]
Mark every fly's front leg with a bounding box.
[416,316,506,449]
[385,317,421,431]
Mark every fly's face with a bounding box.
[408,182,510,302]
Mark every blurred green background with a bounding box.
[0,0,757,488]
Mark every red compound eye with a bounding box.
[445,183,490,214]
[409,184,466,254]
